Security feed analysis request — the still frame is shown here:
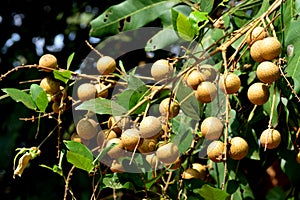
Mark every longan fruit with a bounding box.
[250,40,264,62]
[219,73,241,94]
[108,116,131,134]
[192,163,207,180]
[182,168,202,179]
[120,129,142,151]
[151,59,173,82]
[198,64,217,82]
[39,54,58,72]
[146,153,161,169]
[246,26,268,44]
[106,138,125,159]
[207,140,224,163]
[247,82,270,105]
[296,152,300,164]
[95,82,109,98]
[186,69,202,90]
[76,118,98,140]
[260,37,281,61]
[77,83,97,101]
[229,137,249,160]
[139,116,162,138]
[256,61,280,84]
[110,160,124,173]
[195,81,217,103]
[138,138,157,154]
[96,130,106,147]
[156,142,180,165]
[40,76,61,95]
[201,117,223,140]
[96,56,116,75]
[159,98,180,119]
[260,129,281,149]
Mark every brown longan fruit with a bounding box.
[246,26,268,44]
[201,117,223,140]
[77,83,97,101]
[96,56,116,75]
[198,64,217,82]
[110,160,124,173]
[40,76,61,95]
[250,40,264,62]
[186,69,202,90]
[219,73,241,94]
[192,163,207,180]
[120,128,142,151]
[256,61,280,84]
[195,81,217,103]
[156,142,180,165]
[146,153,161,169]
[95,82,109,98]
[138,138,157,154]
[229,137,249,160]
[247,82,270,105]
[159,98,180,119]
[108,116,131,134]
[39,54,58,72]
[182,168,202,179]
[139,116,162,138]
[296,152,300,164]
[260,37,281,61]
[151,59,173,82]
[106,138,125,159]
[207,140,224,163]
[260,129,281,149]
[76,118,98,140]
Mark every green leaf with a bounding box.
[101,173,135,190]
[2,88,36,110]
[30,84,48,112]
[199,0,214,13]
[263,83,280,127]
[53,69,71,84]
[75,97,127,116]
[67,52,75,70]
[194,184,230,200]
[172,5,195,41]
[189,11,208,35]
[89,0,180,38]
[64,140,94,173]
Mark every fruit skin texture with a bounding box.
[120,129,142,151]
[159,98,180,119]
[207,140,224,162]
[76,118,98,140]
[260,37,281,61]
[39,54,58,72]
[151,59,173,82]
[246,26,268,44]
[250,40,264,62]
[139,116,162,138]
[229,137,249,160]
[219,73,241,94]
[182,168,202,179]
[200,117,223,140]
[77,83,97,101]
[198,64,217,82]
[195,81,217,103]
[260,129,281,149]
[96,56,116,75]
[192,163,207,180]
[40,76,61,94]
[186,69,202,90]
[247,82,270,105]
[156,142,180,165]
[138,138,157,154]
[256,61,280,84]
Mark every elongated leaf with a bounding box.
[30,84,48,112]
[2,88,36,110]
[53,69,71,84]
[90,0,180,38]
[64,140,94,173]
[172,5,194,41]
[194,184,230,200]
[67,52,75,70]
[263,83,280,127]
[75,97,127,116]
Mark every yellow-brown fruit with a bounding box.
[246,26,268,44]
[198,64,217,82]
[95,82,109,98]
[96,56,116,75]
[260,129,281,149]
[110,160,124,173]
[146,153,161,169]
[159,98,180,119]
[76,118,98,140]
[151,59,173,82]
[104,129,118,140]
[229,137,249,160]
[106,138,125,159]
[256,61,280,84]
[201,117,223,140]
[207,140,224,163]
[108,116,131,134]
[250,40,264,62]
[156,142,180,165]
[247,82,270,105]
[139,116,162,138]
[182,168,202,179]
[39,54,58,72]
[195,81,217,103]
[296,152,300,164]
[186,70,202,90]
[219,73,241,94]
[40,76,61,95]
[77,83,97,101]
[138,138,157,154]
[96,130,106,147]
[192,163,207,180]
[120,129,142,151]
[260,37,281,61]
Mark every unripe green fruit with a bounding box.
[260,129,281,149]
[76,118,98,140]
[247,82,270,105]
[201,117,223,140]
[219,73,241,94]
[195,81,217,103]
[151,59,173,82]
[256,61,280,84]
[207,140,224,163]
[40,76,60,95]
[120,129,142,151]
[159,98,180,119]
[229,137,249,160]
[139,116,162,138]
[260,37,281,60]
[39,54,58,72]
[77,83,97,101]
[96,56,116,75]
[156,142,180,165]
